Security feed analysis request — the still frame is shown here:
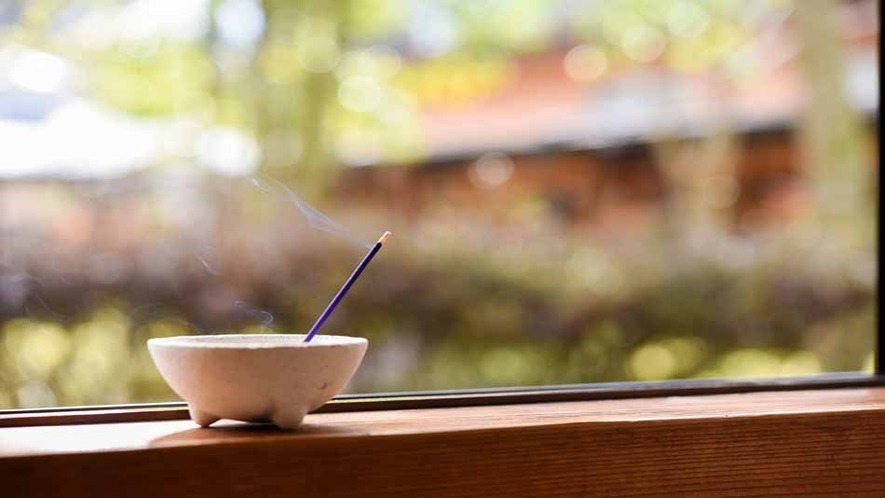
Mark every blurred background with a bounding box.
[0,0,878,408]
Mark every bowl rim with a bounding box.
[147,334,367,349]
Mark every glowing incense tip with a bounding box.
[303,231,391,343]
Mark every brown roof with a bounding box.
[412,7,878,162]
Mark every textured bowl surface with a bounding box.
[147,334,368,429]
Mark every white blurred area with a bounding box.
[0,0,261,179]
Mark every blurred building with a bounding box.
[337,0,879,231]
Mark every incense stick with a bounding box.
[303,231,391,343]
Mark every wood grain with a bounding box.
[2,388,885,497]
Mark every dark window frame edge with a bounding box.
[2,372,883,427]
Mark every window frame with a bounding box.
[2,371,883,427]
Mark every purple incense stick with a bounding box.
[303,231,391,343]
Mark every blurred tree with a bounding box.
[567,0,793,237]
[794,0,873,239]
[253,0,348,200]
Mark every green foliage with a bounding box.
[91,42,216,117]
[0,212,874,407]
[568,0,794,75]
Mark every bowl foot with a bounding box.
[271,408,307,430]
[189,406,221,427]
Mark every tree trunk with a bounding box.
[794,0,872,238]
[256,0,348,203]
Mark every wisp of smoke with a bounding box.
[233,300,274,329]
[251,177,372,249]
[194,251,222,276]
[25,294,67,321]
[0,271,67,320]
[130,302,209,334]
[193,240,222,276]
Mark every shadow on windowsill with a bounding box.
[149,420,366,447]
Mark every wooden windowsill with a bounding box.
[3,388,885,496]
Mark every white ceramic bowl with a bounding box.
[147,334,368,429]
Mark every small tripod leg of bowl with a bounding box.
[188,405,220,427]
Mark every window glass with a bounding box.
[0,0,878,408]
